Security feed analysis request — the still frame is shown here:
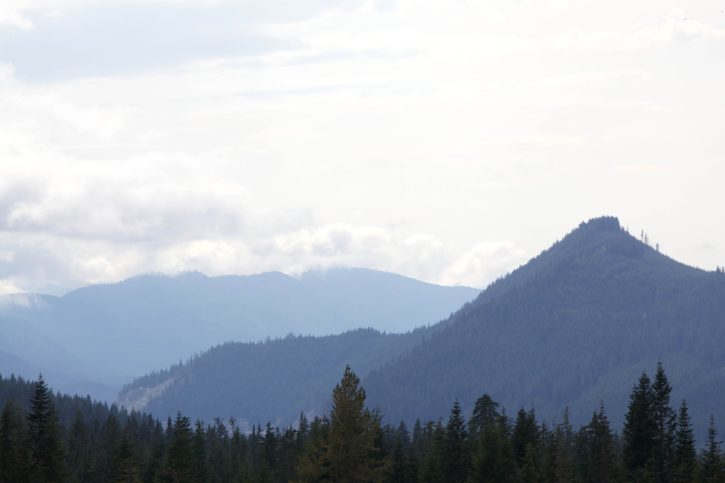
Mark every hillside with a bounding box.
[0,268,477,399]
[121,217,725,439]
[364,217,725,436]
[117,327,431,428]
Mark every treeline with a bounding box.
[1,364,723,483]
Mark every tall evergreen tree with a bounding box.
[192,421,207,483]
[0,400,31,483]
[162,412,196,483]
[297,366,384,482]
[701,416,723,483]
[470,412,515,483]
[553,408,575,483]
[444,400,469,483]
[673,400,697,483]
[579,405,619,483]
[652,362,676,483]
[420,422,445,483]
[27,375,67,483]
[623,372,657,480]
[469,394,500,437]
[512,408,539,466]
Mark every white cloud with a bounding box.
[0,0,723,294]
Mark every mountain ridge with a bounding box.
[119,217,725,441]
[0,267,478,400]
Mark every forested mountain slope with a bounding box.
[0,268,477,399]
[364,217,725,437]
[118,328,432,428]
[123,217,725,440]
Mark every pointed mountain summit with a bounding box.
[364,216,725,433]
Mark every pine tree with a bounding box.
[701,416,723,483]
[27,375,67,483]
[420,422,445,483]
[652,362,676,483]
[162,412,196,483]
[580,405,619,483]
[470,413,515,483]
[444,400,469,483]
[192,421,207,483]
[512,408,539,466]
[673,400,696,483]
[297,366,384,482]
[623,372,657,479]
[0,400,31,483]
[469,394,499,437]
[553,407,575,483]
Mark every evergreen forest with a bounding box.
[1,362,723,483]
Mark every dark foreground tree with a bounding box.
[701,416,723,483]
[162,413,195,483]
[27,375,67,483]
[623,372,657,480]
[297,366,385,482]
[444,400,469,483]
[673,400,696,483]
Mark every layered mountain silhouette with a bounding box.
[119,217,725,439]
[0,268,477,400]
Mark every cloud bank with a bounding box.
[0,0,723,294]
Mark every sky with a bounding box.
[0,0,724,295]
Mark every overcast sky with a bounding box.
[0,0,724,295]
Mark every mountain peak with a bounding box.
[577,216,621,233]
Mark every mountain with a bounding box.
[117,328,432,428]
[0,268,478,399]
[120,217,725,440]
[363,217,725,435]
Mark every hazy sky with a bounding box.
[1,0,724,295]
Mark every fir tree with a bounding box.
[443,400,469,483]
[297,366,384,482]
[469,394,500,437]
[162,412,196,483]
[420,422,445,483]
[512,408,539,466]
[652,362,676,483]
[673,400,696,483]
[192,421,207,483]
[470,413,515,483]
[580,405,619,483]
[553,407,575,483]
[623,372,657,479]
[701,416,723,483]
[27,375,67,483]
